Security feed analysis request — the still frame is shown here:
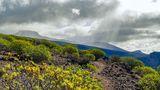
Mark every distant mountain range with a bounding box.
[14,30,160,68]
[15,30,60,41]
[82,42,127,52]
[15,30,46,39]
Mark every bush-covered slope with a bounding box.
[0,33,159,90]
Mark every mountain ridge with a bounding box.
[13,30,160,68]
[82,42,127,52]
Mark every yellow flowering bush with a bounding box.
[1,61,102,90]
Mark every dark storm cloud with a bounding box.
[125,14,160,28]
[89,14,160,42]
[0,0,119,24]
[1,0,160,44]
[152,0,158,2]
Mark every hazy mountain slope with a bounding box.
[139,52,160,68]
[15,30,45,39]
[129,50,147,58]
[13,31,160,68]
[83,42,127,52]
[14,30,59,41]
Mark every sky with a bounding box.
[0,0,160,53]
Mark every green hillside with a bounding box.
[0,34,159,90]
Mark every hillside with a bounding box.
[139,52,160,68]
[15,30,46,39]
[0,34,159,90]
[15,30,59,41]
[83,42,127,52]
[15,30,160,68]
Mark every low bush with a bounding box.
[9,40,32,54]
[62,44,79,59]
[0,38,10,48]
[77,58,90,65]
[77,54,95,65]
[2,35,15,42]
[157,66,160,73]
[23,45,52,63]
[52,46,63,55]
[110,56,121,62]
[120,57,144,69]
[12,35,35,42]
[71,53,80,60]
[63,44,79,55]
[138,74,160,90]
[37,39,59,49]
[89,49,106,60]
[133,66,158,76]
[79,50,90,56]
[83,54,96,61]
[86,63,97,72]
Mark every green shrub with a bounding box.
[72,53,80,59]
[52,46,63,55]
[63,44,79,55]
[77,54,95,65]
[0,38,10,48]
[110,56,121,62]
[86,63,97,72]
[133,66,158,77]
[62,44,80,60]
[38,39,59,49]
[138,74,160,90]
[12,35,33,41]
[120,57,144,69]
[89,49,106,59]
[23,45,52,63]
[79,50,90,56]
[157,66,160,73]
[2,35,15,42]
[9,40,32,54]
[83,54,96,61]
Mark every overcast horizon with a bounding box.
[0,0,160,53]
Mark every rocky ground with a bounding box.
[0,51,141,90]
[92,60,113,90]
[99,60,141,90]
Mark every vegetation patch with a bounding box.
[1,61,102,90]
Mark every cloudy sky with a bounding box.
[0,0,160,53]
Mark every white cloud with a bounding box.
[72,8,80,16]
[112,39,160,54]
[0,0,160,53]
[118,0,160,14]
